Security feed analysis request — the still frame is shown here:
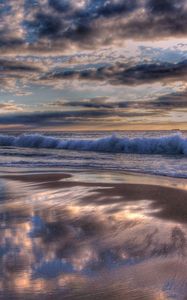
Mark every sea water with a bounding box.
[0,130,186,178]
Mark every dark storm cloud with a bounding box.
[0,58,42,92]
[24,0,187,47]
[117,0,187,41]
[25,13,63,38]
[0,108,158,128]
[45,0,187,40]
[0,59,40,72]
[71,0,138,21]
[0,37,24,51]
[23,0,138,48]
[49,89,187,112]
[1,58,187,92]
[49,97,133,110]
[0,0,187,53]
[0,110,114,126]
[41,60,187,85]
[48,0,72,13]
[48,0,138,18]
[26,0,187,50]
[49,97,129,109]
[150,90,187,109]
[146,0,185,15]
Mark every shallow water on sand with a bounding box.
[0,169,187,299]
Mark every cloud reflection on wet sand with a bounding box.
[0,171,187,299]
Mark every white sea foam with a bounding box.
[0,133,187,155]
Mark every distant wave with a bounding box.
[0,133,187,155]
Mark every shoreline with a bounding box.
[1,167,187,225]
[1,166,187,184]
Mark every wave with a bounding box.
[0,133,187,155]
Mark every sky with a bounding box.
[0,0,187,131]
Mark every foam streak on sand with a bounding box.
[0,133,187,155]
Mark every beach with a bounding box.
[0,169,187,299]
[1,0,187,298]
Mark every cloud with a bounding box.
[48,88,187,112]
[26,13,63,39]
[0,101,24,112]
[0,108,160,129]
[49,97,124,109]
[0,0,187,54]
[0,58,42,93]
[0,0,186,131]
[146,0,185,15]
[2,56,187,95]
[0,110,114,126]
[0,59,40,72]
[48,0,72,13]
[41,60,187,85]
[149,90,187,110]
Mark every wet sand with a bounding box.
[0,169,187,299]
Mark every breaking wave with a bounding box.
[0,133,187,155]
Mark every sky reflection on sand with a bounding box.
[0,171,187,299]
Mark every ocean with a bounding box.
[0,130,187,178]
